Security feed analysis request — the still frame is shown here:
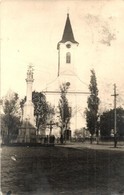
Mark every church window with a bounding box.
[66,52,71,63]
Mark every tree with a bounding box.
[100,110,113,137]
[20,91,55,133]
[32,91,55,133]
[74,128,86,139]
[100,107,124,137]
[58,83,72,143]
[85,69,100,143]
[117,107,124,136]
[2,91,21,143]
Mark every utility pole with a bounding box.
[111,84,119,147]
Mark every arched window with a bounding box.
[66,52,71,63]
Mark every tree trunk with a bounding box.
[60,134,64,144]
[114,134,118,148]
[7,126,11,144]
[90,135,93,144]
[96,136,99,144]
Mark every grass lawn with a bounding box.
[1,146,124,195]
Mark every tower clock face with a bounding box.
[66,44,71,48]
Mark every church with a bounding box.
[18,13,89,143]
[45,13,89,137]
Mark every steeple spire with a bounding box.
[57,13,79,76]
[57,13,78,48]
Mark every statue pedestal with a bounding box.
[18,123,36,143]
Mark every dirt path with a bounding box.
[57,141,124,151]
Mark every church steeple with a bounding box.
[57,14,78,49]
[57,13,79,77]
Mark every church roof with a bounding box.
[57,14,78,49]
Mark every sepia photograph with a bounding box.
[0,0,124,194]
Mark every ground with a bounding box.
[1,143,124,195]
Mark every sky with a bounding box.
[1,0,124,112]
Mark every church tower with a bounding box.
[57,13,79,77]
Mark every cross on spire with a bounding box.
[67,7,69,15]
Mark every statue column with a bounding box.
[18,65,36,143]
[23,65,35,126]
